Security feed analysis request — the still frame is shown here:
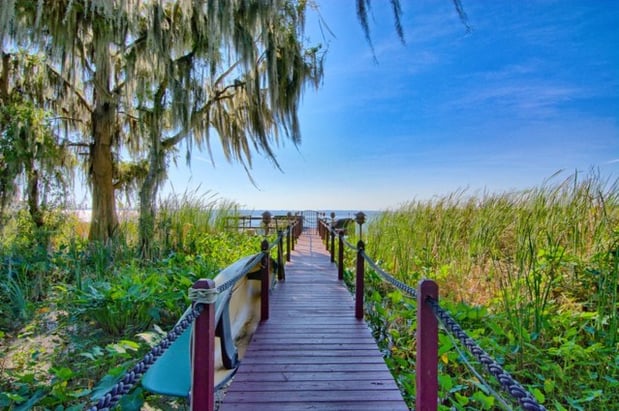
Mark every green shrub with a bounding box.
[72,265,181,336]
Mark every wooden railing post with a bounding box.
[277,230,285,281]
[416,279,439,411]
[190,279,216,411]
[262,211,272,236]
[330,227,335,263]
[260,239,270,322]
[324,221,330,251]
[330,212,336,262]
[355,240,365,320]
[324,220,327,243]
[286,224,291,262]
[338,232,344,281]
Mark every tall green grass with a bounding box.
[156,188,240,255]
[368,172,618,337]
[362,171,619,409]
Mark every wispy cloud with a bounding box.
[450,81,583,117]
[400,1,470,45]
[477,60,545,81]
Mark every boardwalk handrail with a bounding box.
[225,212,303,235]
[84,217,301,411]
[317,215,547,411]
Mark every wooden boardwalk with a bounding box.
[220,231,409,411]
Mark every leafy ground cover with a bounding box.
[0,193,264,410]
[345,172,618,410]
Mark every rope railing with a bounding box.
[215,253,265,294]
[86,305,204,411]
[318,212,547,411]
[83,217,297,411]
[361,249,418,298]
[427,298,546,411]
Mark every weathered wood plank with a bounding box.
[220,401,409,411]
[223,389,405,402]
[232,371,397,382]
[219,232,408,410]
[239,355,387,365]
[229,379,401,391]
[234,362,393,373]
[246,343,379,350]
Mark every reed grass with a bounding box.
[362,171,619,408]
[368,172,617,328]
[156,187,240,254]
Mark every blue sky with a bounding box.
[164,0,619,211]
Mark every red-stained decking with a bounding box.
[219,232,409,411]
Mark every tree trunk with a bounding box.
[89,100,118,242]
[0,53,9,103]
[88,28,118,243]
[26,167,44,229]
[138,158,157,258]
[138,130,166,258]
[138,85,167,257]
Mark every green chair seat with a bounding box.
[141,325,192,397]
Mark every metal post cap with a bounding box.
[355,212,366,225]
[262,211,272,225]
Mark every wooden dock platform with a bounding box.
[219,232,409,411]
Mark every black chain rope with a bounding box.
[321,222,357,251]
[266,233,282,252]
[356,248,545,410]
[426,297,547,411]
[85,304,204,411]
[216,231,282,293]
[215,253,264,293]
[342,237,356,250]
[323,223,355,250]
[360,250,418,298]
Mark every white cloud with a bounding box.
[447,79,586,119]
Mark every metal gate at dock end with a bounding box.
[301,210,318,233]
